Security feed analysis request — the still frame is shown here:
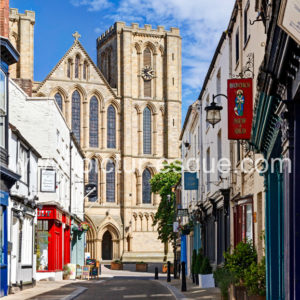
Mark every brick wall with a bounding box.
[0,0,9,38]
[13,78,32,96]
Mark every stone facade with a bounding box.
[9,8,35,81]
[31,22,181,262]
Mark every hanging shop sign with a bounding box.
[40,169,56,192]
[278,0,300,45]
[173,221,179,233]
[184,172,198,190]
[227,78,253,140]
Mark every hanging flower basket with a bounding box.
[179,223,193,235]
[78,222,90,232]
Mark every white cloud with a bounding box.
[70,0,111,11]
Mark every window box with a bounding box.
[111,260,123,270]
[136,262,148,272]
[198,274,215,288]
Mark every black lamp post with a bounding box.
[205,94,227,128]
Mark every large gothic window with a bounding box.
[106,160,115,202]
[54,93,62,111]
[88,158,98,202]
[142,168,151,204]
[89,96,99,148]
[143,107,152,154]
[75,55,80,78]
[72,90,81,142]
[67,60,71,78]
[107,105,116,148]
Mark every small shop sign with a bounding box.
[278,0,300,45]
[40,169,56,192]
[227,78,253,140]
[184,172,198,190]
[177,209,189,217]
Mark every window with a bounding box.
[106,160,115,202]
[143,48,152,98]
[75,55,80,78]
[206,148,210,191]
[206,95,210,129]
[88,158,98,202]
[89,96,99,148]
[235,28,240,64]
[0,69,6,148]
[37,220,49,271]
[244,1,250,45]
[217,130,222,179]
[19,144,29,184]
[237,140,241,162]
[0,206,4,264]
[142,168,151,204]
[72,90,81,142]
[54,93,63,111]
[107,105,116,148]
[143,107,152,154]
[234,201,253,246]
[67,60,71,78]
[107,51,111,84]
[216,69,221,103]
[22,216,33,265]
[83,61,88,80]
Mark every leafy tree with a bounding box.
[150,161,181,245]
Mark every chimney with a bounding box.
[0,0,9,37]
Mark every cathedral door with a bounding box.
[102,231,112,260]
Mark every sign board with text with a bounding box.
[177,209,189,217]
[227,78,253,140]
[278,0,300,45]
[40,169,56,192]
[184,172,198,190]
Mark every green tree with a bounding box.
[150,161,181,245]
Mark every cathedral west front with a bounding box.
[10,11,182,262]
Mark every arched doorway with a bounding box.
[102,231,112,260]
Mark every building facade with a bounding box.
[9,79,85,280]
[7,124,40,293]
[28,22,182,263]
[0,0,19,296]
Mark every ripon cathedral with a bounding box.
[9,9,182,262]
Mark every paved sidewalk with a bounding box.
[3,280,82,300]
[159,277,222,300]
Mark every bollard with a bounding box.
[181,262,187,292]
[174,259,177,279]
[155,267,159,280]
[178,262,181,279]
[167,261,171,282]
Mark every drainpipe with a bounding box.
[69,132,72,214]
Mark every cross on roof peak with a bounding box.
[72,31,81,41]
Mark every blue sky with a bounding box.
[10,0,235,120]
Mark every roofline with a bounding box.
[179,105,193,140]
[197,31,227,102]
[70,132,85,158]
[9,123,42,158]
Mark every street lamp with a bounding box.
[205,94,227,128]
[171,184,178,279]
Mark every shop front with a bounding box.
[71,218,85,267]
[36,206,71,280]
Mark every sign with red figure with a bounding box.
[227,78,253,140]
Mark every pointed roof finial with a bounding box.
[72,31,81,41]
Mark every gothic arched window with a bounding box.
[106,160,115,202]
[143,107,151,154]
[67,60,71,78]
[54,92,63,111]
[89,96,99,148]
[143,48,152,98]
[72,90,81,142]
[88,158,98,202]
[142,168,151,204]
[83,61,88,80]
[107,105,116,148]
[75,55,80,78]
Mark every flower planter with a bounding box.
[111,262,123,270]
[199,274,215,288]
[162,264,174,273]
[136,263,148,272]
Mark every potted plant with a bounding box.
[63,264,71,280]
[191,249,197,283]
[136,261,148,272]
[214,266,235,300]
[199,256,214,288]
[194,249,204,285]
[162,263,174,273]
[244,257,266,300]
[111,259,123,270]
